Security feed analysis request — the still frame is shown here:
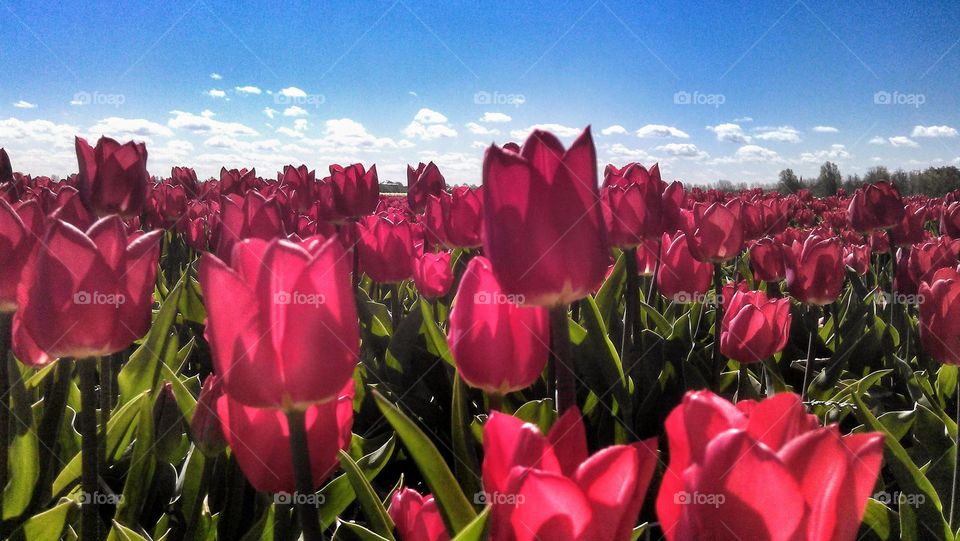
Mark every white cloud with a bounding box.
[636,124,689,139]
[601,125,628,136]
[276,127,303,138]
[210,73,223,80]
[409,91,418,97]
[753,126,801,143]
[0,117,80,148]
[278,86,307,98]
[413,108,449,124]
[13,100,37,109]
[283,106,308,117]
[656,143,707,159]
[416,150,481,175]
[263,107,277,119]
[605,143,656,162]
[707,123,751,144]
[206,89,226,98]
[293,119,308,131]
[911,125,958,138]
[732,116,753,123]
[510,123,581,139]
[298,118,404,152]
[88,117,174,142]
[799,144,849,163]
[465,122,499,136]
[404,121,458,140]
[234,85,262,95]
[868,136,886,145]
[715,144,781,163]
[889,136,918,147]
[813,126,839,133]
[480,112,512,123]
[167,110,259,136]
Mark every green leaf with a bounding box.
[3,355,39,519]
[419,298,454,367]
[338,450,396,540]
[320,435,397,529]
[8,499,76,541]
[595,251,626,330]
[118,281,184,405]
[336,521,391,541]
[108,520,150,541]
[373,391,476,532]
[451,375,481,501]
[861,498,897,540]
[113,389,158,528]
[512,399,557,435]
[451,507,489,541]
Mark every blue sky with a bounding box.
[3,0,960,185]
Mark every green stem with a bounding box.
[98,355,114,471]
[274,503,292,541]
[712,263,724,385]
[0,312,11,512]
[622,248,639,382]
[801,308,817,402]
[488,393,503,413]
[286,410,324,541]
[79,357,101,541]
[951,378,960,530]
[550,305,576,413]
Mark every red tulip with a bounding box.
[482,409,658,541]
[784,233,844,305]
[357,215,415,283]
[601,162,665,246]
[444,186,483,248]
[330,163,379,219]
[214,192,286,259]
[941,202,960,237]
[170,166,200,198]
[448,257,549,394]
[0,200,35,312]
[636,238,659,276]
[919,266,960,364]
[422,193,449,248]
[482,128,608,307]
[199,236,358,409]
[13,216,161,365]
[720,289,791,363]
[75,136,149,218]
[889,203,927,246]
[908,237,960,290]
[407,162,446,213]
[190,374,228,457]
[843,243,871,275]
[0,148,11,183]
[389,488,450,541]
[686,201,744,262]
[217,381,353,493]
[657,391,884,541]
[413,252,454,299]
[749,237,786,282]
[279,164,317,212]
[847,181,904,233]
[220,167,257,196]
[658,232,713,303]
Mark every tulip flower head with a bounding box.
[75,136,149,218]
[389,488,450,541]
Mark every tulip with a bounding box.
[75,136,149,218]
[636,238,659,276]
[214,192,286,259]
[279,164,317,212]
[330,163,379,219]
[0,200,34,312]
[657,232,713,303]
[13,216,161,365]
[482,127,608,307]
[422,193,449,248]
[844,243,872,275]
[686,201,744,263]
[847,181,905,233]
[657,391,884,541]
[448,257,549,394]
[220,167,256,196]
[389,488,450,541]
[153,382,185,462]
[407,162,446,213]
[890,203,927,246]
[919,266,960,364]
[720,289,791,363]
[0,148,11,183]
[600,162,665,246]
[908,238,960,290]
[190,374,228,457]
[170,166,200,198]
[357,215,416,283]
[216,381,354,493]
[483,409,658,541]
[784,233,844,305]
[413,252,454,299]
[444,186,483,248]
[199,236,359,409]
[749,237,787,282]
[941,202,960,238]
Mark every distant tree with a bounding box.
[863,166,890,184]
[716,179,735,192]
[891,168,910,195]
[777,168,803,194]
[815,161,841,197]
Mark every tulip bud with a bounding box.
[75,136,149,218]
[407,162,446,213]
[413,252,454,299]
[389,488,450,541]
[191,375,227,457]
[784,233,844,305]
[847,181,905,233]
[153,382,185,462]
[720,290,792,363]
[919,266,960,365]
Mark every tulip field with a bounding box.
[3,126,960,541]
